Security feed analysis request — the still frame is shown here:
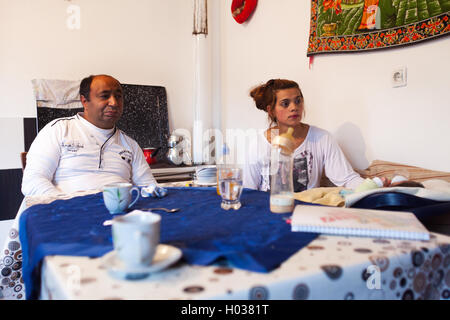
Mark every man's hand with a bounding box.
[141,184,168,198]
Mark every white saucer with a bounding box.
[193,180,217,186]
[101,244,182,280]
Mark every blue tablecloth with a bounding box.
[19,187,318,299]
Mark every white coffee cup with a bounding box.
[112,210,161,269]
[103,182,140,214]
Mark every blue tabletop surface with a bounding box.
[19,187,318,299]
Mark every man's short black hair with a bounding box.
[79,75,96,101]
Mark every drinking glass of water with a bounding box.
[218,167,243,210]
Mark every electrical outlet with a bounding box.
[392,66,407,88]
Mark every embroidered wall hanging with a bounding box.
[307,0,450,55]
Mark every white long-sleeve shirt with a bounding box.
[243,125,364,192]
[22,113,157,196]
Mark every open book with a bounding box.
[291,205,430,241]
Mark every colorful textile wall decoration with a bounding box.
[307,0,450,55]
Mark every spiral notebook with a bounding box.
[291,205,430,241]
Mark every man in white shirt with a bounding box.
[22,74,166,197]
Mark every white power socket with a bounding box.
[392,66,407,88]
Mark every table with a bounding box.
[41,232,450,300]
[6,187,450,300]
[19,187,319,299]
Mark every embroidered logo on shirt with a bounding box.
[61,141,84,152]
[119,150,132,164]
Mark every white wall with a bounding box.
[1,0,449,173]
[0,118,24,169]
[219,0,450,172]
[0,0,196,169]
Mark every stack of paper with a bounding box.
[291,205,430,241]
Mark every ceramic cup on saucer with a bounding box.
[111,210,161,270]
[103,182,140,214]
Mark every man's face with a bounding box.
[81,76,124,129]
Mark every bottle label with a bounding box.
[270,195,294,206]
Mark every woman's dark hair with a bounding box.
[250,79,303,126]
[79,75,96,101]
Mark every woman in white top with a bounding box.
[243,79,364,192]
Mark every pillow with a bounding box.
[355,160,450,183]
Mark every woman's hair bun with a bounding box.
[250,83,270,112]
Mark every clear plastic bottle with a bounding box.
[270,127,295,213]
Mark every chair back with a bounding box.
[21,152,27,171]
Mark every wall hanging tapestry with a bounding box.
[307,0,450,55]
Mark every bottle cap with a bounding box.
[272,127,295,154]
[222,143,229,155]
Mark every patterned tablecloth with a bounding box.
[0,189,102,300]
[0,182,189,300]
[2,185,450,300]
[41,233,450,300]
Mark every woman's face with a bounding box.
[270,87,303,128]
